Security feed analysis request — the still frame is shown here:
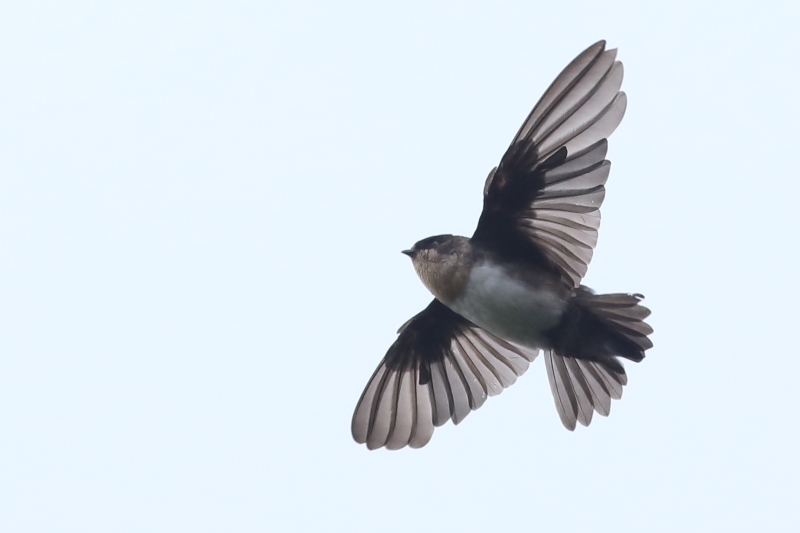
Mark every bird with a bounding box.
[351,41,653,450]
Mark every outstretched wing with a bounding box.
[473,40,626,287]
[352,300,539,450]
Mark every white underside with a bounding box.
[450,262,566,349]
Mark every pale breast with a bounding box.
[450,261,567,349]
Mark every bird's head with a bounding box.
[402,235,472,304]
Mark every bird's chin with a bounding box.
[412,261,465,307]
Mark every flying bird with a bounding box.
[352,41,653,450]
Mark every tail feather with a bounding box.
[584,293,653,353]
[544,288,652,430]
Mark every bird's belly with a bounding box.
[449,263,566,349]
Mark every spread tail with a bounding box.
[544,288,653,430]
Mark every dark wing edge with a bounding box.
[351,300,539,450]
[476,41,626,288]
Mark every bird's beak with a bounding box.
[401,249,415,257]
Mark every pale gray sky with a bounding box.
[1,1,798,531]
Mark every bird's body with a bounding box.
[411,238,568,347]
[352,41,653,450]
[452,259,567,348]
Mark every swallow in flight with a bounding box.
[352,41,653,450]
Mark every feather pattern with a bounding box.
[578,292,654,352]
[543,290,652,430]
[352,300,539,450]
[544,350,628,430]
[475,40,626,288]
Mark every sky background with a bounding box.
[1,1,799,531]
